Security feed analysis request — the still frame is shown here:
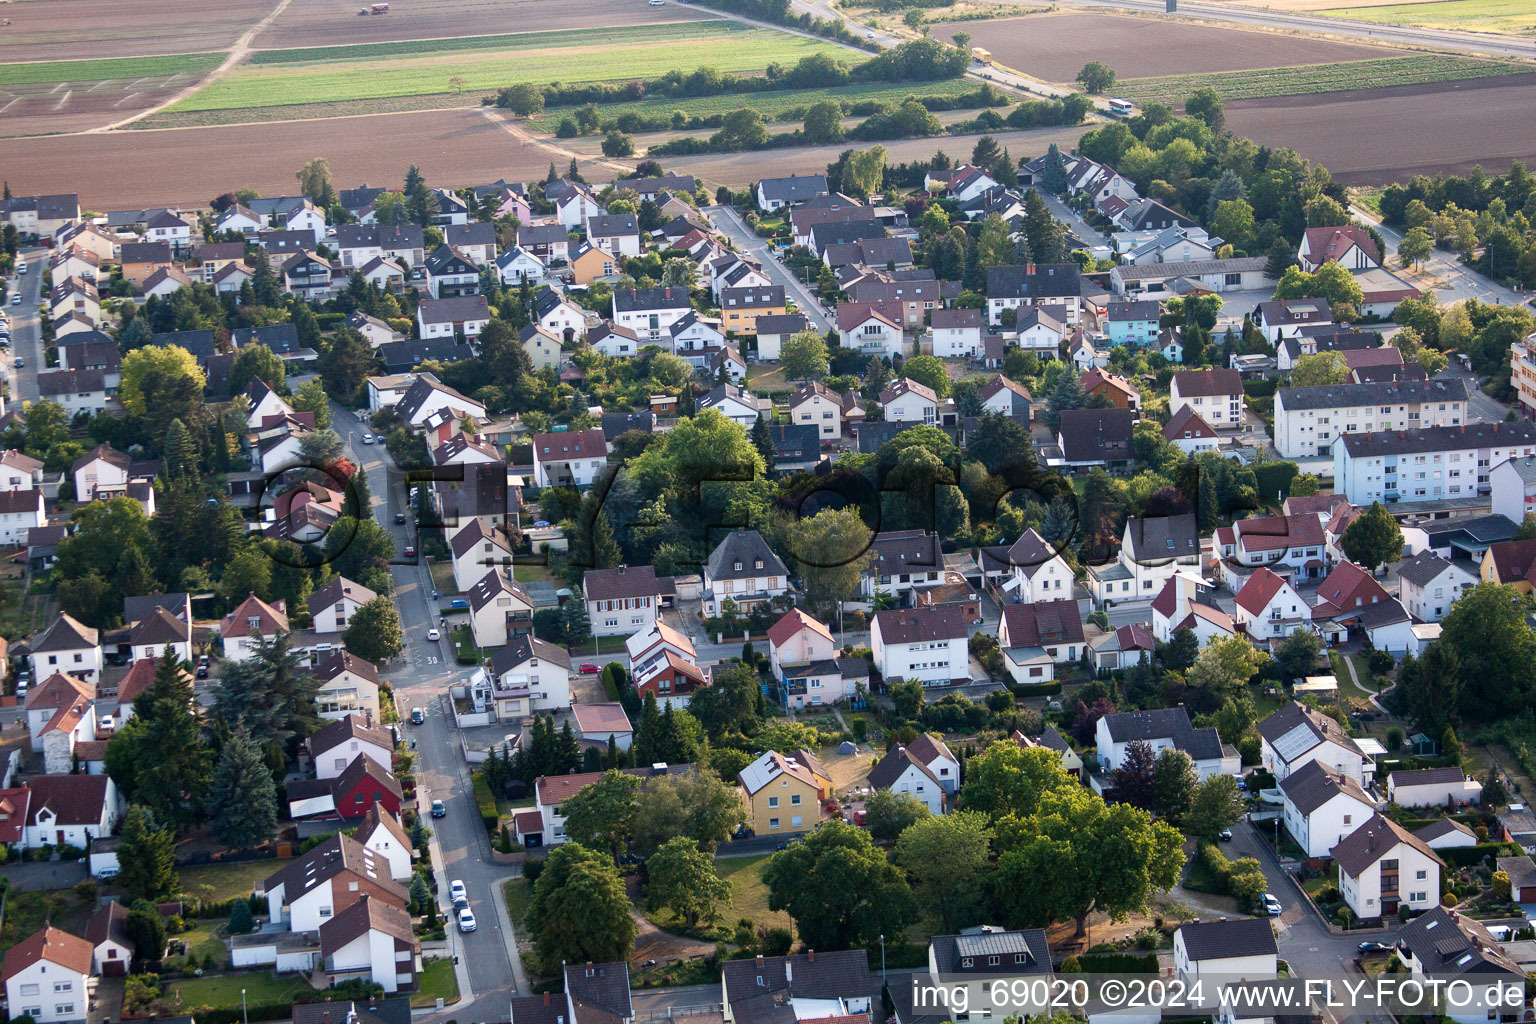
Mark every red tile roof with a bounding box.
[1302,225,1380,268]
[1233,514,1325,554]
[0,926,94,983]
[221,593,289,638]
[1233,567,1292,616]
[0,787,30,845]
[766,608,832,649]
[1172,368,1242,398]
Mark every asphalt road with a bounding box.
[703,205,831,333]
[4,248,45,405]
[329,402,528,1023]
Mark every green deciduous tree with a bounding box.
[119,345,207,417]
[781,329,830,381]
[864,788,930,843]
[1184,774,1246,840]
[1398,226,1433,270]
[1340,501,1404,569]
[1075,61,1116,93]
[1152,748,1197,825]
[763,820,913,949]
[644,836,732,927]
[632,771,748,856]
[343,595,405,663]
[561,769,641,863]
[1187,634,1265,695]
[1289,351,1349,387]
[959,741,1079,821]
[1433,582,1536,722]
[894,810,994,931]
[526,843,637,966]
[785,507,873,621]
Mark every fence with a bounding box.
[635,1005,723,1021]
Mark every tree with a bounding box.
[901,355,951,400]
[1046,364,1084,430]
[763,820,913,949]
[991,785,1183,935]
[844,146,887,199]
[1152,748,1197,824]
[781,330,830,382]
[1341,501,1404,570]
[1188,634,1265,694]
[125,900,168,963]
[644,836,732,927]
[1075,61,1116,94]
[207,726,278,849]
[115,806,178,902]
[1264,236,1295,279]
[1289,351,1349,387]
[1113,740,1159,809]
[228,899,255,935]
[500,82,545,116]
[343,595,405,663]
[561,770,641,863]
[894,811,994,931]
[1399,226,1434,270]
[296,158,334,205]
[903,7,926,29]
[526,843,637,965]
[119,345,206,417]
[405,164,439,227]
[290,378,333,430]
[890,678,925,720]
[297,429,346,467]
[601,131,635,158]
[161,418,201,481]
[959,741,1079,821]
[319,328,378,402]
[864,788,931,843]
[632,772,747,855]
[1041,143,1069,195]
[1273,627,1323,682]
[1211,199,1255,251]
[967,412,1031,476]
[1184,87,1224,132]
[786,507,873,621]
[123,649,212,823]
[1434,582,1536,722]
[802,101,845,145]
[1184,774,1245,840]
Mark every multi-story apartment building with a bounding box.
[1273,378,1469,459]
[1331,421,1536,505]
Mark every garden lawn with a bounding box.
[162,971,312,1015]
[717,854,794,933]
[413,958,460,1006]
[502,878,532,929]
[528,78,990,133]
[171,25,848,113]
[175,859,284,905]
[1115,55,1528,103]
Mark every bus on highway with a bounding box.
[1107,98,1135,117]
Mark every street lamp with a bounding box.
[879,934,886,983]
[242,988,248,1024]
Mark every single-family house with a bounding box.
[1334,812,1444,920]
[738,751,828,836]
[0,927,94,1022]
[997,599,1084,685]
[1279,759,1378,859]
[583,564,673,637]
[1396,550,1476,622]
[871,606,969,687]
[1257,701,1374,786]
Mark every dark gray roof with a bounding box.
[378,338,471,373]
[518,223,569,245]
[986,263,1080,300]
[1330,812,1442,876]
[1057,407,1135,463]
[869,530,943,577]
[1278,759,1373,815]
[1395,905,1520,976]
[586,213,638,237]
[808,219,885,250]
[424,245,477,277]
[706,529,788,584]
[419,295,490,325]
[565,962,633,1020]
[1125,514,1199,561]
[1396,550,1458,588]
[1255,701,1363,757]
[769,422,820,462]
[1107,300,1161,322]
[446,221,496,247]
[152,329,218,360]
[1279,376,1468,412]
[1390,766,1469,787]
[294,999,411,1024]
[489,633,572,675]
[120,241,171,264]
[1278,331,1379,362]
[233,323,301,354]
[873,605,969,645]
[1339,420,1536,458]
[931,928,1051,975]
[868,745,942,791]
[758,174,829,203]
[613,285,691,313]
[722,950,875,1008]
[1100,707,1224,761]
[1178,918,1277,961]
[600,411,654,441]
[720,285,784,308]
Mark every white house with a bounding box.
[871,606,970,687]
[985,264,1082,327]
[1015,307,1066,354]
[1279,759,1378,859]
[697,384,762,429]
[996,528,1074,604]
[1169,368,1244,430]
[1274,377,1469,460]
[354,804,415,881]
[21,774,119,850]
[1387,767,1482,808]
[1298,226,1381,273]
[930,308,984,359]
[583,564,672,637]
[1162,406,1219,455]
[84,902,133,977]
[532,287,589,343]
[863,530,945,600]
[1173,918,1277,981]
[1257,298,1334,344]
[556,185,602,229]
[307,716,394,780]
[0,489,46,546]
[867,744,946,816]
[306,576,378,635]
[531,427,608,488]
[261,832,406,932]
[836,302,904,358]
[1231,568,1314,646]
[313,650,384,722]
[612,286,692,344]
[488,634,573,714]
[881,378,939,426]
[1,926,94,1023]
[1336,422,1536,507]
[0,449,44,491]
[789,382,848,440]
[1257,701,1374,786]
[28,615,101,683]
[1094,707,1239,787]
[466,569,535,650]
[1086,514,1201,607]
[765,609,862,711]
[702,528,790,618]
[317,897,419,994]
[1334,813,1444,920]
[394,373,487,430]
[1395,550,1476,623]
[497,246,547,286]
[219,593,289,664]
[417,295,490,340]
[450,519,515,593]
[997,599,1084,686]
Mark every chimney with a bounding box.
[785,961,792,987]
[757,955,764,967]
[807,949,815,962]
[369,997,377,1011]
[544,994,551,1006]
[324,1014,331,1024]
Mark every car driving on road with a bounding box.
[426,628,441,641]
[431,799,446,818]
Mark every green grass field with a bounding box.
[0,53,221,86]
[168,23,848,114]
[247,23,731,64]
[163,973,313,1017]
[413,958,460,1007]
[527,78,989,132]
[716,854,794,933]
[1318,0,1536,35]
[174,859,284,904]
[1115,54,1530,103]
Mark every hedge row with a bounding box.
[1440,842,1519,867]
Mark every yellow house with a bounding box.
[720,285,787,336]
[569,241,617,286]
[739,750,827,835]
[1480,539,1536,594]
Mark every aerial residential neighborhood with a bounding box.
[4,3,1536,1024]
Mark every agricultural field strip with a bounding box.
[1115,54,1530,101]
[1315,0,1536,35]
[0,52,222,86]
[526,79,988,133]
[245,21,726,65]
[169,28,848,112]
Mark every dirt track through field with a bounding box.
[89,0,298,132]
